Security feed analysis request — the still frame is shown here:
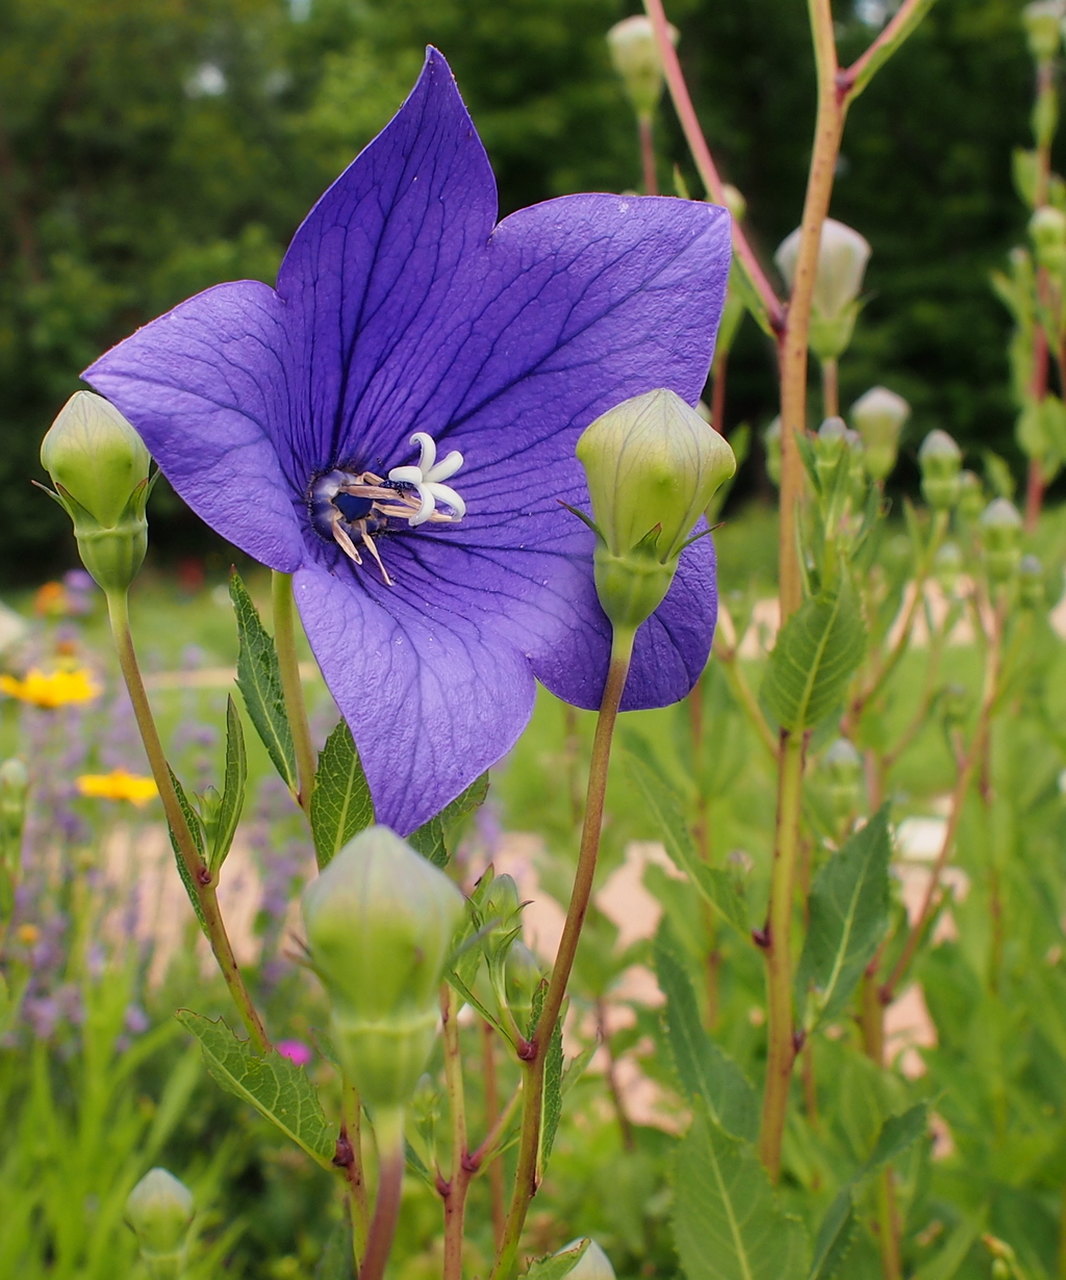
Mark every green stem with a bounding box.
[491,628,636,1280]
[820,356,839,420]
[757,729,806,1180]
[340,1077,370,1268]
[360,1108,406,1280]
[638,114,658,195]
[441,984,470,1280]
[105,588,269,1052]
[271,570,317,821]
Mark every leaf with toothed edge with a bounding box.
[311,720,374,867]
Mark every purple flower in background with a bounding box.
[276,1038,313,1068]
[84,49,730,833]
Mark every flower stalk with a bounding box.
[271,570,317,822]
[491,627,635,1280]
[104,587,269,1053]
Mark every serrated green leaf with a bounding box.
[207,695,247,873]
[176,1011,336,1170]
[655,933,758,1142]
[541,1012,564,1168]
[807,1194,856,1280]
[409,773,489,868]
[797,809,891,1029]
[626,746,749,936]
[166,767,208,932]
[229,571,297,792]
[310,721,374,867]
[525,1240,590,1280]
[674,1110,809,1280]
[761,586,865,733]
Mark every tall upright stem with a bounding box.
[105,588,269,1052]
[638,116,658,195]
[491,629,635,1280]
[271,571,317,820]
[360,1108,406,1280]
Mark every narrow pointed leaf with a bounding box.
[176,1011,336,1170]
[229,571,297,793]
[526,1241,590,1280]
[674,1110,809,1280]
[310,720,374,867]
[409,772,490,868]
[165,767,208,932]
[207,695,247,873]
[797,808,892,1029]
[761,585,865,733]
[655,932,758,1141]
[626,745,748,935]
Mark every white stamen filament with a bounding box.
[388,431,467,527]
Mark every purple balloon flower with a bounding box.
[83,49,731,834]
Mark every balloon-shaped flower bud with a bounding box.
[606,15,677,121]
[775,219,871,361]
[918,429,962,511]
[39,392,153,593]
[556,1239,617,1280]
[934,541,964,593]
[576,389,735,632]
[850,386,911,481]
[1030,206,1066,270]
[957,470,985,522]
[813,416,848,487]
[1023,1,1064,62]
[980,498,1023,585]
[820,738,863,818]
[301,825,465,1111]
[125,1167,195,1279]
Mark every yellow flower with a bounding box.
[15,922,40,946]
[0,666,102,708]
[77,769,158,807]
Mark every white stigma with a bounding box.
[388,431,467,527]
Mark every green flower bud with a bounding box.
[918,429,962,511]
[957,470,984,521]
[1030,205,1066,269]
[721,184,747,222]
[505,939,544,1009]
[1019,553,1047,607]
[763,416,782,488]
[850,386,910,481]
[775,219,870,359]
[557,1239,617,1280]
[1023,1,1064,61]
[302,825,465,1110]
[125,1168,194,1279]
[39,392,153,593]
[980,498,1023,584]
[606,15,677,121]
[933,541,964,593]
[576,389,735,631]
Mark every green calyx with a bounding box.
[39,392,155,593]
[576,388,736,630]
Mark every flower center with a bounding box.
[308,433,466,586]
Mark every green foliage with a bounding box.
[229,572,297,794]
[525,1240,590,1280]
[310,720,374,867]
[175,1011,337,1170]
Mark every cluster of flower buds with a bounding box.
[301,825,465,1112]
[124,1167,195,1279]
[775,219,871,362]
[575,388,736,633]
[606,15,677,122]
[980,498,1024,586]
[39,392,154,594]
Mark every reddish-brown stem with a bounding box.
[638,115,658,195]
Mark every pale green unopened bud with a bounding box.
[764,417,782,488]
[850,386,910,481]
[980,498,1023,584]
[302,825,465,1109]
[606,15,677,120]
[1019,553,1047,607]
[918,429,962,511]
[775,219,870,359]
[576,388,736,631]
[721,184,747,222]
[1030,206,1066,269]
[125,1168,194,1279]
[934,541,964,593]
[39,392,153,592]
[558,1239,617,1280]
[1023,1,1064,61]
[813,416,848,490]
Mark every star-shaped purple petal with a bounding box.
[84,49,731,833]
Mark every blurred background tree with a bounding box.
[0,0,1042,581]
